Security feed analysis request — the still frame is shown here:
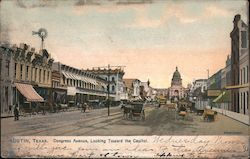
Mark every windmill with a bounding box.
[32,28,48,50]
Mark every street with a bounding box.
[1,104,249,156]
[1,105,248,137]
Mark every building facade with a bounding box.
[0,43,14,115]
[0,43,53,115]
[87,67,125,101]
[123,79,141,101]
[238,18,249,115]
[230,14,249,113]
[190,79,207,94]
[52,62,110,105]
[168,67,187,102]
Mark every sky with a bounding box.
[0,0,248,88]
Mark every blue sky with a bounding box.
[0,0,248,88]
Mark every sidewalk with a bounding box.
[1,113,15,118]
[1,107,79,119]
[1,106,119,119]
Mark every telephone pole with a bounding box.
[93,65,125,116]
[107,64,110,116]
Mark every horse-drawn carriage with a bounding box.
[122,101,145,121]
[20,102,51,116]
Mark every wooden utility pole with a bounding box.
[92,65,125,116]
[107,64,110,116]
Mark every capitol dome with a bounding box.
[172,67,181,79]
[171,67,182,86]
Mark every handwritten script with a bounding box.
[3,136,249,158]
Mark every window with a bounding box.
[247,66,249,82]
[241,31,247,48]
[247,92,249,109]
[39,69,42,83]
[47,71,50,83]
[31,67,34,81]
[6,60,10,77]
[43,70,46,83]
[243,92,246,114]
[112,85,115,92]
[243,67,246,84]
[112,77,115,82]
[240,69,242,84]
[63,76,65,84]
[0,59,1,76]
[26,66,29,80]
[20,64,23,80]
[35,68,37,81]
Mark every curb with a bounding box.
[0,108,80,119]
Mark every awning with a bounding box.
[81,76,89,83]
[86,77,97,85]
[62,71,77,80]
[97,81,107,87]
[62,71,98,85]
[213,91,231,103]
[15,83,44,102]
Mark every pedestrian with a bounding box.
[81,103,87,113]
[8,105,12,114]
[14,104,19,121]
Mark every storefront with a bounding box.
[14,83,44,111]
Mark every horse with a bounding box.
[121,105,131,120]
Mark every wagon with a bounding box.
[129,102,145,121]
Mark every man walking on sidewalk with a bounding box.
[14,104,19,121]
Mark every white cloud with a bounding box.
[203,5,231,18]
[125,3,199,28]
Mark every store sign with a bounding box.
[67,87,76,96]
[207,90,221,96]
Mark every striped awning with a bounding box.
[15,83,44,102]
[62,71,97,85]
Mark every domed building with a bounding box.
[168,67,187,102]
